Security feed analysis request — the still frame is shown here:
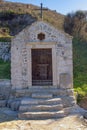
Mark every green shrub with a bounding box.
[0,37,11,42]
[0,59,10,79]
[73,38,87,102]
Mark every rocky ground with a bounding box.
[0,106,87,130]
[79,97,87,110]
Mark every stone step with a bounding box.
[0,100,6,107]
[18,110,65,119]
[7,99,21,111]
[16,88,64,93]
[19,104,63,112]
[14,88,74,98]
[21,98,62,105]
[0,94,5,100]
[32,93,52,99]
[27,88,64,95]
[29,86,58,89]
[32,81,52,86]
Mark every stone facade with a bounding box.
[11,21,73,89]
[9,21,75,119]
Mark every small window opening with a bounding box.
[38,33,45,41]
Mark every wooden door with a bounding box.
[32,49,52,85]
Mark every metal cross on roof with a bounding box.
[35,3,48,20]
[40,3,43,19]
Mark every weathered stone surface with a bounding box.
[3,108,18,117]
[0,79,11,87]
[8,99,21,111]
[0,100,6,107]
[0,80,11,100]
[59,73,73,89]
[84,112,87,119]
[62,96,76,107]
[13,88,72,99]
[0,107,87,130]
[0,94,5,100]
[0,42,11,61]
[32,93,52,99]
[19,104,63,112]
[18,94,64,119]
[21,97,62,105]
[18,110,65,119]
[19,97,63,112]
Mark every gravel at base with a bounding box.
[0,107,87,130]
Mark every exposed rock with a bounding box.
[0,80,11,100]
[84,112,87,119]
[0,42,11,61]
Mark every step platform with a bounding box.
[18,97,64,119]
[18,111,65,119]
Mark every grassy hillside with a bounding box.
[0,1,64,39]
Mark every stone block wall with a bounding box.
[0,79,11,100]
[0,42,11,61]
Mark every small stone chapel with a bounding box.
[9,21,75,119]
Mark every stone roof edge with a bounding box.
[12,20,73,41]
[26,20,73,40]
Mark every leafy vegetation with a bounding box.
[0,1,64,37]
[64,11,87,102]
[0,59,10,79]
[64,11,87,41]
[73,38,87,102]
[0,36,12,42]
